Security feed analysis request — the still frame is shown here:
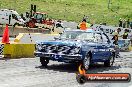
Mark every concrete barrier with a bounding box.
[2,44,35,58]
[14,33,59,43]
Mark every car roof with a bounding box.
[64,29,101,33]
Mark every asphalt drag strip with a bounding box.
[0,52,131,87]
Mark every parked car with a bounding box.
[0,9,25,26]
[118,39,131,51]
[34,29,116,70]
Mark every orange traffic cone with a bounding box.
[2,24,10,44]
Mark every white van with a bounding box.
[0,9,25,26]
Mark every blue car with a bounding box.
[34,29,115,70]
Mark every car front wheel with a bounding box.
[40,57,49,67]
[104,53,115,67]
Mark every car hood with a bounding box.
[36,39,84,47]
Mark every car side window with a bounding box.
[12,14,18,20]
[12,14,16,19]
[94,33,103,43]
[36,14,43,19]
[102,33,109,43]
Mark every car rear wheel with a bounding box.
[83,54,91,70]
[40,57,49,67]
[28,21,35,28]
[104,53,115,67]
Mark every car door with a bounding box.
[101,33,111,59]
[10,14,17,25]
[92,33,105,60]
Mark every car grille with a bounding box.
[38,44,80,55]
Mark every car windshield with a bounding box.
[34,13,45,19]
[60,31,96,41]
[13,11,21,19]
[16,15,21,19]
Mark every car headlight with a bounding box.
[38,45,42,50]
[42,45,47,48]
[70,47,81,54]
[36,44,42,51]
[74,47,81,53]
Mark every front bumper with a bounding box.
[34,51,82,61]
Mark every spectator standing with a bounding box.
[126,19,130,28]
[119,18,122,27]
[112,28,121,45]
[122,29,128,39]
[78,19,91,30]
[122,19,126,28]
